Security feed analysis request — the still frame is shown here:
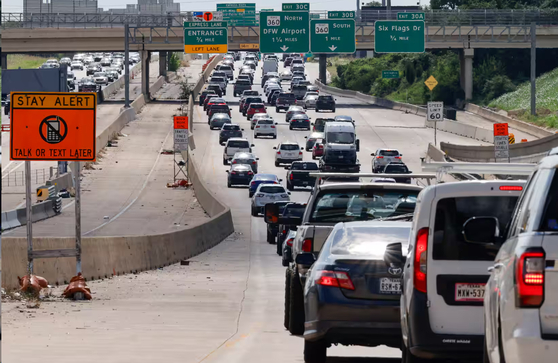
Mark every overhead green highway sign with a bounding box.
[282,3,309,11]
[216,3,256,26]
[184,21,228,54]
[260,11,310,53]
[310,19,356,54]
[397,12,425,20]
[328,11,355,19]
[374,20,425,53]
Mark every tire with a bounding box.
[251,126,254,130]
[312,155,316,160]
[483,336,490,363]
[402,339,426,363]
[267,230,275,244]
[287,182,293,191]
[304,339,327,363]
[276,107,280,113]
[288,271,305,335]
[251,205,258,216]
[332,108,335,112]
[273,135,277,139]
[277,238,283,256]
[227,180,231,188]
[284,269,292,330]
[275,161,280,167]
[223,158,228,165]
[289,125,293,130]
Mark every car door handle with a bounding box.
[488,263,505,272]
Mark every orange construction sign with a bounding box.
[10,92,97,161]
[174,116,189,129]
[493,123,509,136]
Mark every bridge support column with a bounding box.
[159,51,167,78]
[460,48,474,101]
[141,50,151,100]
[319,54,327,84]
[1,53,7,70]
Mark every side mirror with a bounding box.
[226,170,230,173]
[295,253,316,266]
[256,158,260,160]
[287,192,291,195]
[251,144,255,147]
[304,136,308,139]
[384,242,404,268]
[400,154,403,156]
[371,153,375,156]
[300,147,304,150]
[264,203,280,224]
[275,122,278,125]
[241,128,245,131]
[462,217,500,244]
[273,146,277,149]
[279,179,283,182]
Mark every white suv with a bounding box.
[251,183,290,216]
[483,149,558,363]
[254,119,277,139]
[223,138,254,165]
[274,142,303,167]
[401,180,525,363]
[371,148,403,173]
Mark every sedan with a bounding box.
[281,70,293,81]
[248,174,282,198]
[71,61,84,70]
[281,230,297,266]
[302,94,319,110]
[93,72,108,85]
[219,123,243,145]
[251,113,271,130]
[305,132,325,151]
[254,119,278,139]
[251,183,290,216]
[209,113,232,130]
[289,114,311,131]
[226,164,254,188]
[300,221,411,362]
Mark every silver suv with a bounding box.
[371,148,403,173]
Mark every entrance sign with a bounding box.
[260,11,310,53]
[282,3,309,11]
[427,102,443,122]
[328,11,355,19]
[184,21,228,54]
[10,92,96,161]
[374,20,425,53]
[397,12,424,20]
[424,75,438,91]
[174,116,189,151]
[310,19,356,53]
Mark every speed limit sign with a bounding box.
[427,102,443,122]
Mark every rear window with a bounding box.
[211,105,229,111]
[319,96,334,101]
[310,189,420,223]
[250,104,265,109]
[220,66,232,71]
[258,120,273,125]
[222,125,240,130]
[279,93,296,99]
[282,205,306,218]
[236,80,251,85]
[260,186,286,194]
[293,86,308,91]
[433,196,519,261]
[379,150,400,157]
[228,140,249,148]
[329,225,411,256]
[281,144,300,151]
[385,164,409,173]
[541,172,558,231]
[247,98,262,103]
[291,162,318,170]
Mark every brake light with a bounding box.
[247,171,253,175]
[302,238,313,252]
[232,161,237,164]
[316,270,355,290]
[289,174,293,180]
[277,151,281,155]
[500,185,523,191]
[271,126,275,128]
[377,156,384,159]
[395,156,401,159]
[286,238,294,247]
[252,161,257,164]
[256,126,260,128]
[251,181,255,185]
[414,227,429,293]
[516,249,545,307]
[231,171,237,175]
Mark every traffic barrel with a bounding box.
[509,133,515,144]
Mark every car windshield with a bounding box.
[379,150,400,156]
[310,189,420,223]
[385,164,409,173]
[326,132,355,144]
[94,73,105,77]
[328,225,411,257]
[281,144,299,150]
[291,163,318,170]
[282,205,306,218]
[260,186,285,194]
[319,96,334,101]
[228,141,249,148]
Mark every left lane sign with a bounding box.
[184,21,228,54]
[10,92,97,161]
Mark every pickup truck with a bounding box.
[284,161,319,190]
[278,174,427,335]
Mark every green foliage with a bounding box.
[169,53,181,72]
[431,52,464,104]
[404,60,416,84]
[482,75,516,101]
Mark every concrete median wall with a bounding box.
[101,62,142,100]
[96,107,137,155]
[427,118,494,143]
[46,172,74,193]
[1,200,58,232]
[427,143,447,162]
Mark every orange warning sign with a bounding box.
[174,116,189,129]
[10,92,97,161]
[493,123,509,136]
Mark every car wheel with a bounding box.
[277,238,283,256]
[483,336,490,363]
[273,135,277,139]
[287,181,293,191]
[312,155,316,160]
[223,158,228,165]
[251,126,254,130]
[251,205,258,216]
[227,180,231,188]
[332,108,335,112]
[276,107,280,112]
[289,125,293,130]
[304,339,327,363]
[275,161,280,167]
[282,268,292,330]
[267,230,275,244]
[402,340,426,363]
[288,271,305,335]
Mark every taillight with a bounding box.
[247,171,253,175]
[414,227,429,293]
[516,249,545,308]
[395,156,401,159]
[231,171,237,175]
[286,238,294,247]
[500,185,523,191]
[377,156,384,159]
[232,161,237,164]
[256,126,260,128]
[289,174,293,180]
[251,181,255,185]
[252,161,257,164]
[271,126,275,128]
[302,238,313,252]
[277,151,281,155]
[319,145,323,149]
[316,270,355,290]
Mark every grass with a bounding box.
[7,54,50,69]
[387,80,428,105]
[489,67,558,129]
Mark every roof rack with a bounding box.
[421,161,536,178]
[308,172,438,187]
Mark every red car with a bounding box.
[206,99,227,115]
[246,103,266,120]
[203,94,219,111]
[312,138,325,159]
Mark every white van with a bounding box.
[263,59,278,75]
[401,180,525,362]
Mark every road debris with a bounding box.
[62,273,92,300]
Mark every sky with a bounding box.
[3,0,423,13]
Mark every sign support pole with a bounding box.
[431,90,437,147]
[25,160,34,276]
[530,22,536,117]
[74,161,82,275]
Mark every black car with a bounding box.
[285,161,319,190]
[275,93,297,112]
[226,164,254,187]
[301,221,412,363]
[276,202,306,254]
[381,162,412,184]
[199,90,217,106]
[234,79,252,97]
[268,89,282,105]
[219,123,244,145]
[208,104,231,121]
[316,95,336,112]
[86,63,101,76]
[312,118,335,133]
[78,80,98,92]
[292,85,309,100]
[289,114,311,130]
[206,84,223,97]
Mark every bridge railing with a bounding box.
[2,9,558,29]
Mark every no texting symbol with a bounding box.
[39,115,68,144]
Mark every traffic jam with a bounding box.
[198,51,558,363]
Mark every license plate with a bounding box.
[238,173,245,176]
[269,196,275,200]
[379,278,401,294]
[303,181,308,185]
[455,283,486,302]
[339,155,344,159]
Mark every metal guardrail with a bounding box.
[2,168,55,187]
[2,9,558,29]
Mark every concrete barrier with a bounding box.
[441,132,558,162]
[2,210,21,230]
[465,103,555,139]
[96,107,137,155]
[101,62,142,100]
[149,76,165,95]
[426,118,494,143]
[46,172,74,193]
[427,143,447,162]
[131,94,146,114]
